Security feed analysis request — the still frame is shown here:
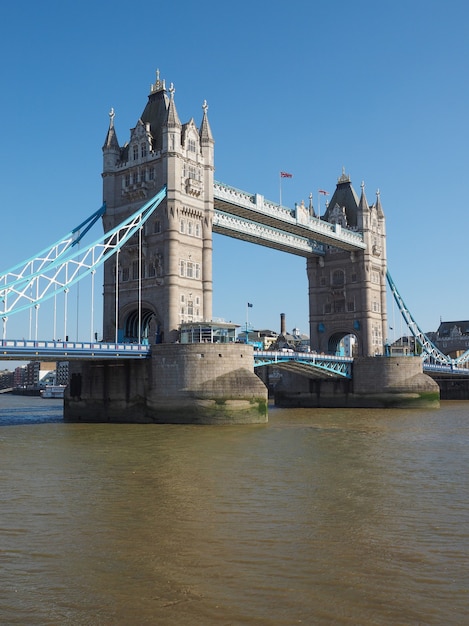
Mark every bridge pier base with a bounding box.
[274,356,440,409]
[64,344,268,424]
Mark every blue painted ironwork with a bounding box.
[386,270,469,366]
[0,187,166,318]
[254,350,353,378]
[0,204,105,292]
[0,338,150,360]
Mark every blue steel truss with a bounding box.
[254,351,353,378]
[0,205,105,292]
[386,270,469,366]
[0,187,166,319]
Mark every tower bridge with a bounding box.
[1,70,468,421]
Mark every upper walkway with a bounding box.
[213,181,366,256]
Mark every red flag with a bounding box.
[318,189,329,195]
[280,171,293,178]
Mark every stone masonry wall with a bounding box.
[64,343,268,424]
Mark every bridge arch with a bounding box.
[327,331,358,357]
[122,305,162,344]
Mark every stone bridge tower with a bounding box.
[101,71,214,343]
[307,170,387,357]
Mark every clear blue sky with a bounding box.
[1,0,468,351]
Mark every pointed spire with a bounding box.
[150,68,166,94]
[375,189,385,218]
[358,180,370,212]
[165,82,181,128]
[102,107,120,151]
[308,192,315,217]
[199,99,214,144]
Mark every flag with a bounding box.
[280,171,293,178]
[318,189,329,195]
[247,302,253,308]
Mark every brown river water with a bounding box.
[0,395,468,625]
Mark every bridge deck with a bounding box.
[213,181,366,253]
[0,339,150,361]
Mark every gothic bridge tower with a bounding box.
[101,71,214,343]
[308,170,387,357]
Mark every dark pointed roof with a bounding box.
[324,168,359,227]
[139,70,170,152]
[375,189,384,218]
[165,83,181,128]
[199,100,214,144]
[358,181,369,213]
[102,107,120,151]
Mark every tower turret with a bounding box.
[307,170,388,357]
[101,70,214,344]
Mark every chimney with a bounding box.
[280,313,286,335]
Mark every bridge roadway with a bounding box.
[213,181,366,256]
[0,339,150,361]
[2,339,468,383]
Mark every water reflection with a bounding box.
[0,398,468,625]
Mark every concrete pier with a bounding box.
[274,356,440,409]
[64,344,268,424]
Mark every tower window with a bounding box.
[133,145,138,160]
[149,167,155,181]
[188,138,196,153]
[332,269,345,286]
[141,144,147,158]
[154,220,161,234]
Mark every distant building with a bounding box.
[56,361,69,385]
[429,321,469,359]
[269,313,310,352]
[0,369,14,390]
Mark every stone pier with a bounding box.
[64,344,268,424]
[274,356,440,409]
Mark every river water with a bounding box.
[1,395,468,625]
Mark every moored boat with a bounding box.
[41,385,66,399]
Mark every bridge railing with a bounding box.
[0,339,151,360]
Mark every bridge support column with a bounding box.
[274,356,439,409]
[64,344,268,424]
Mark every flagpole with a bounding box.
[279,172,282,206]
[246,302,249,344]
